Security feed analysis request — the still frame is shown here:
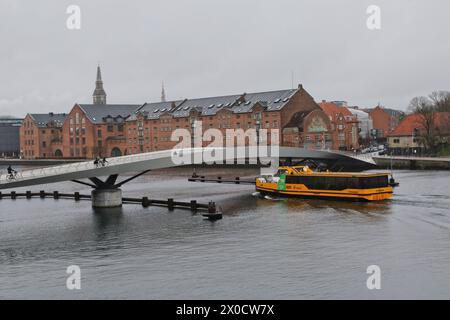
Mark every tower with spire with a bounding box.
[161,82,166,102]
[93,64,107,105]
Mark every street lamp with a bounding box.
[190,119,196,149]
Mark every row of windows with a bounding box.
[285,176,389,190]
[70,137,86,145]
[305,134,332,141]
[138,113,279,123]
[70,127,86,135]
[24,140,35,146]
[391,138,419,144]
[69,113,86,125]
[24,149,35,156]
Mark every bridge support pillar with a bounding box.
[91,189,122,208]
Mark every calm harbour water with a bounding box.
[0,167,449,299]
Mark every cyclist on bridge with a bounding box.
[7,165,17,179]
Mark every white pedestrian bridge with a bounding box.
[0,147,376,191]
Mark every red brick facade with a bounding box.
[368,106,402,138]
[318,102,360,151]
[20,113,65,159]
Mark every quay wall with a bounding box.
[374,157,450,170]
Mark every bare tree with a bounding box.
[429,91,450,112]
[408,96,438,154]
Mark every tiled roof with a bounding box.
[78,104,141,124]
[128,89,298,121]
[30,113,67,128]
[365,106,404,117]
[318,102,353,122]
[233,89,296,113]
[174,94,242,117]
[389,112,450,136]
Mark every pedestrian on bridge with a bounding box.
[94,157,101,168]
[101,157,109,167]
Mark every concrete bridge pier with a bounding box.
[91,188,123,208]
[70,171,153,209]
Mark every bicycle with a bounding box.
[6,171,21,181]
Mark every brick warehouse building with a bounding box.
[20,66,360,159]
[124,86,323,155]
[20,113,67,159]
[61,104,140,158]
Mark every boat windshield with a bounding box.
[274,169,288,177]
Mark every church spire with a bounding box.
[93,64,107,104]
[161,82,166,102]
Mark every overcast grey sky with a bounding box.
[1,0,449,117]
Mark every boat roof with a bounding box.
[278,166,389,177]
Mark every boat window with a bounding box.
[334,177,348,190]
[284,175,388,190]
[347,177,360,189]
[360,176,388,188]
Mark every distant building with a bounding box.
[20,113,67,159]
[346,107,373,140]
[364,106,404,139]
[387,112,450,155]
[0,117,22,157]
[318,101,359,151]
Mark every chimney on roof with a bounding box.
[298,84,303,89]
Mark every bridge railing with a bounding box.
[0,149,181,184]
[321,149,377,164]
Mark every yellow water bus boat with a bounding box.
[256,166,393,201]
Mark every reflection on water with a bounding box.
[92,207,124,227]
[0,170,449,299]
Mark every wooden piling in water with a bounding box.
[142,197,150,208]
[190,200,197,212]
[168,198,174,211]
